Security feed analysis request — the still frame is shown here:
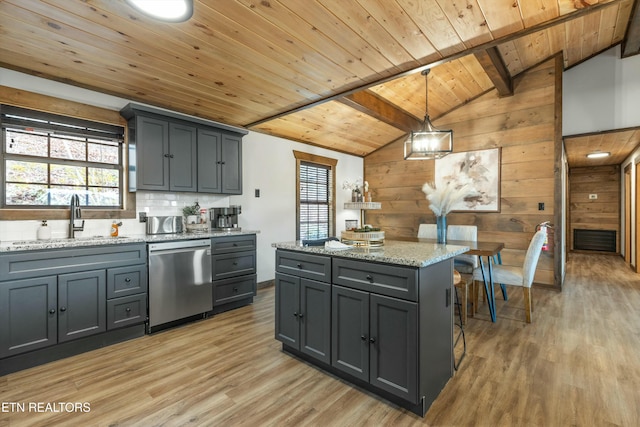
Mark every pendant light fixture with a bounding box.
[404,69,453,160]
[125,0,193,22]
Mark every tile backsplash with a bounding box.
[0,191,232,241]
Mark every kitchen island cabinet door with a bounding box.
[0,276,57,358]
[275,272,300,348]
[331,285,370,382]
[369,294,418,403]
[57,270,106,343]
[299,278,331,364]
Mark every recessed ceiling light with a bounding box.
[126,0,193,22]
[586,152,611,159]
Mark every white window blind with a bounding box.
[299,161,331,240]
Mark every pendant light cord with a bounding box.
[422,69,430,120]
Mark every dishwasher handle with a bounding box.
[149,246,211,256]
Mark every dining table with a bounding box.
[416,238,505,322]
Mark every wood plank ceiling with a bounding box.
[0,0,638,166]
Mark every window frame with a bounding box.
[0,85,135,221]
[294,150,337,241]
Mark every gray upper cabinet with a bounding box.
[133,115,197,192]
[135,115,169,191]
[168,122,198,192]
[121,103,247,194]
[197,129,243,194]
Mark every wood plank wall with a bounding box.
[364,57,560,287]
[568,165,620,252]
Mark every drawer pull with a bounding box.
[233,243,238,246]
[125,277,132,283]
[126,307,131,313]
[296,263,303,269]
[233,261,238,266]
[366,275,374,282]
[233,287,238,293]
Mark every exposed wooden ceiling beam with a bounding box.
[622,0,640,58]
[474,47,513,97]
[246,0,624,128]
[337,90,422,133]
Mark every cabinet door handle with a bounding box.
[221,161,225,165]
[366,275,374,282]
[60,306,67,312]
[49,309,56,314]
[169,154,174,158]
[298,313,304,319]
[361,335,366,341]
[164,153,170,158]
[293,311,298,317]
[369,337,376,344]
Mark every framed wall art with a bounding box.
[435,147,501,212]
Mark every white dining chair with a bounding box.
[473,230,546,323]
[446,225,478,275]
[417,223,437,238]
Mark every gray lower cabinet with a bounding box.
[274,249,453,417]
[332,284,417,402]
[57,270,107,343]
[0,244,148,371]
[0,276,57,358]
[211,234,257,313]
[106,264,148,330]
[275,272,331,364]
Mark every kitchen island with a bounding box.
[272,240,468,416]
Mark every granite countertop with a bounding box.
[272,240,469,268]
[0,230,260,253]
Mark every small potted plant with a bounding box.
[182,202,200,225]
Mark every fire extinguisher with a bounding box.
[536,221,552,251]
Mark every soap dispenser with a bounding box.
[37,220,51,240]
[110,221,123,237]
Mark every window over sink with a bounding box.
[1,104,124,209]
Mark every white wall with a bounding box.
[0,68,364,283]
[562,45,640,262]
[563,45,640,135]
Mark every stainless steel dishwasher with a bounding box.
[147,239,213,333]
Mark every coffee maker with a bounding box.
[210,206,241,231]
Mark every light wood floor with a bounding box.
[1,253,639,426]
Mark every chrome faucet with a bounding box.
[69,194,85,238]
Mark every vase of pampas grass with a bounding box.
[422,180,475,243]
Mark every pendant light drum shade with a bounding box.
[404,69,453,160]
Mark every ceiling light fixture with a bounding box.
[404,69,453,160]
[586,152,611,159]
[125,0,193,22]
